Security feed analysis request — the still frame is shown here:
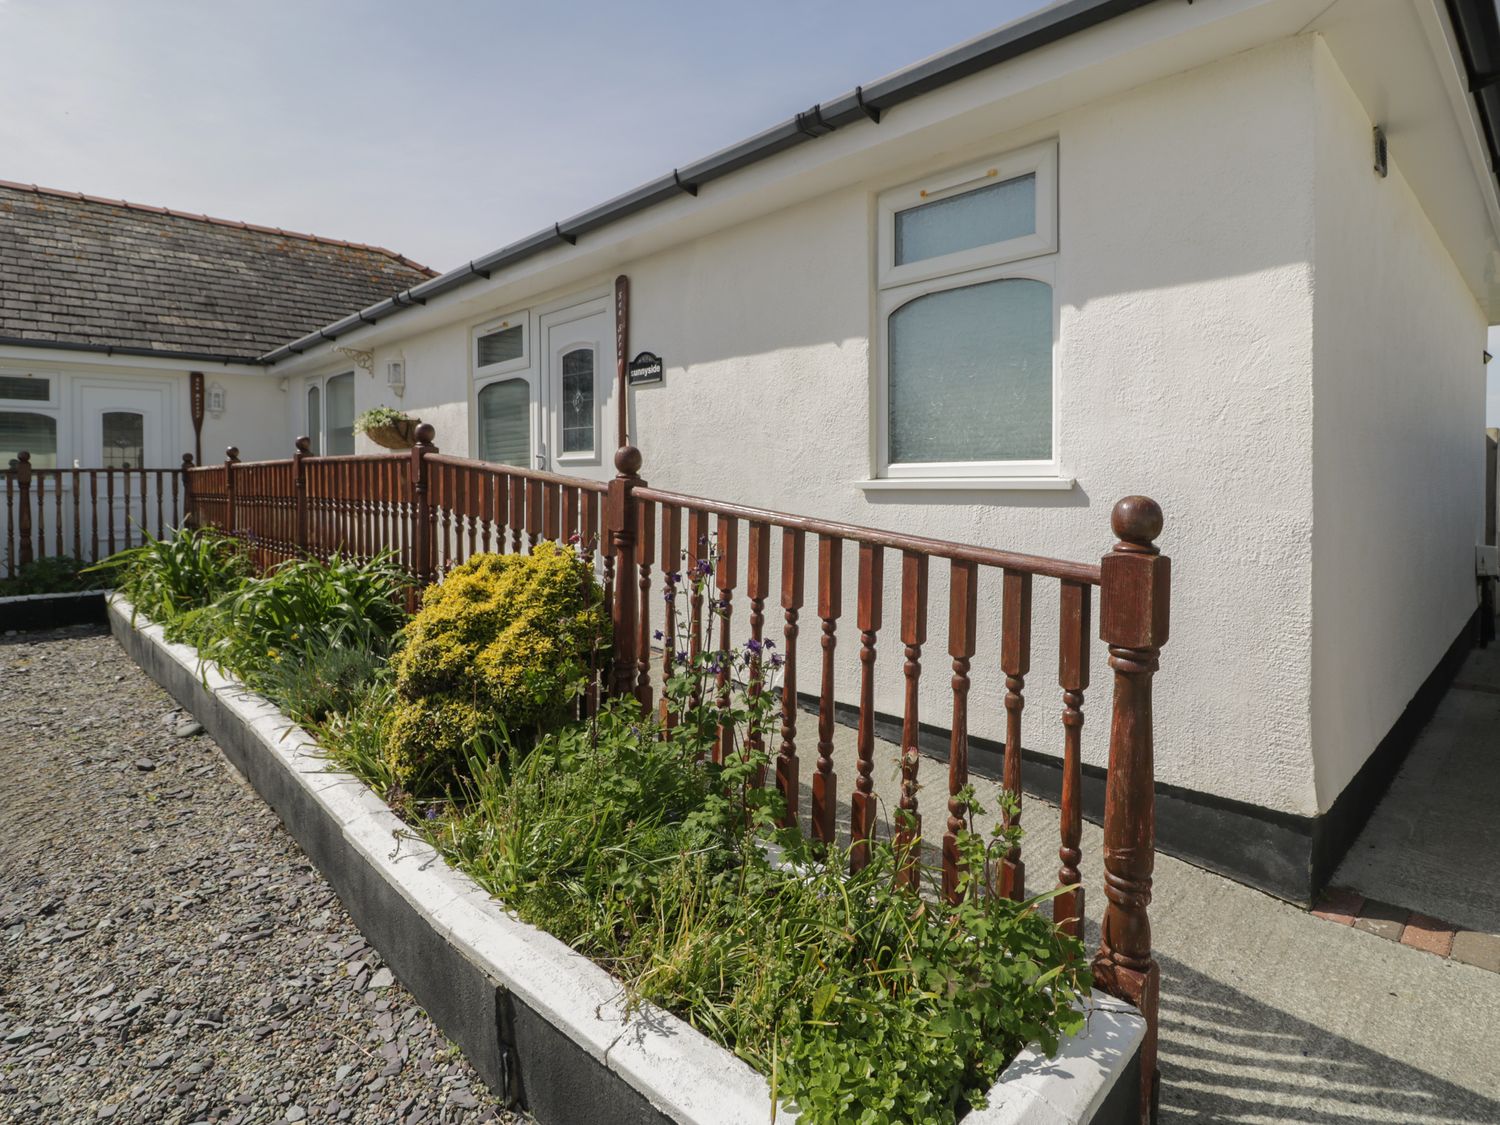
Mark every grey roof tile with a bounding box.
[0,181,435,360]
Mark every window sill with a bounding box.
[853,476,1076,493]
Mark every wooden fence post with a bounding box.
[223,446,240,536]
[15,451,32,568]
[180,454,196,529]
[410,424,436,594]
[1093,495,1170,1124]
[606,443,644,698]
[293,436,310,553]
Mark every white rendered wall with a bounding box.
[318,38,1326,816]
[1309,39,1488,811]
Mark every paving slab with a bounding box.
[1334,643,1500,938]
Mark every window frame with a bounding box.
[303,369,356,456]
[473,310,531,379]
[551,339,601,466]
[874,141,1061,484]
[475,373,537,468]
[0,367,62,469]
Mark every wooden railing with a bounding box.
[186,427,1170,1121]
[3,450,187,576]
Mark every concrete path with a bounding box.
[810,711,1500,1122]
[1334,643,1500,939]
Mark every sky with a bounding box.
[3,0,1498,423]
[0,0,1047,271]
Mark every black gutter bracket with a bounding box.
[553,223,578,246]
[672,169,699,197]
[794,105,837,138]
[855,86,881,124]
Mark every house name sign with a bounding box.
[627,351,664,386]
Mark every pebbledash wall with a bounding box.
[265,32,1487,895]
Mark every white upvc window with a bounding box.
[874,141,1061,484]
[0,369,60,469]
[304,370,355,456]
[474,312,529,377]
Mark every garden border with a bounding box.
[107,593,1145,1125]
[1,590,107,632]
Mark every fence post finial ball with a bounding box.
[181,453,195,468]
[1111,495,1163,551]
[415,422,436,446]
[615,444,643,477]
[295,436,311,454]
[225,446,240,462]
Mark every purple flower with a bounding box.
[424,806,440,820]
[677,650,690,664]
[745,638,763,654]
[653,629,664,641]
[662,588,676,602]
[695,559,712,577]
[708,662,723,675]
[763,639,776,650]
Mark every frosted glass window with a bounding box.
[895,174,1036,266]
[478,324,523,368]
[478,379,531,467]
[560,348,594,455]
[102,411,144,469]
[0,412,57,469]
[305,386,321,455]
[888,278,1052,464]
[0,375,49,402]
[326,372,355,456]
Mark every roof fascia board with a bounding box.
[0,339,268,375]
[1420,0,1500,239]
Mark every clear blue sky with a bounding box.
[0,0,1048,270]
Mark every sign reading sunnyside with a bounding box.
[627,351,664,386]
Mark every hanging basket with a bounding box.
[364,418,419,450]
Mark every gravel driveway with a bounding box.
[0,624,526,1125]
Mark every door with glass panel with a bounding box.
[305,371,356,456]
[74,381,173,551]
[539,302,612,483]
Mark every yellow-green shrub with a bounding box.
[384,542,608,789]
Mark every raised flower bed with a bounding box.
[100,530,1146,1125]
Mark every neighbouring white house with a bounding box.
[6,0,1500,904]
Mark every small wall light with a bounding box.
[1373,126,1388,179]
[206,382,227,416]
[387,359,406,399]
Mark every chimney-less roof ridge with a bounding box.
[0,178,438,278]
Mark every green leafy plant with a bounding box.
[383,543,608,793]
[0,555,99,596]
[354,406,413,432]
[92,526,250,626]
[182,551,410,692]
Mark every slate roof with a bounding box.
[0,181,436,362]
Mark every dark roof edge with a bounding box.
[0,336,268,367]
[257,0,1157,365]
[1446,0,1500,176]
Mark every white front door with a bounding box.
[72,380,174,469]
[539,300,614,482]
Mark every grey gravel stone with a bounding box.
[173,719,204,739]
[0,626,527,1124]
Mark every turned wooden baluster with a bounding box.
[687,509,710,714]
[896,550,928,888]
[582,489,599,566]
[944,559,978,905]
[90,467,101,559]
[745,521,771,783]
[14,452,32,568]
[563,486,579,552]
[72,468,82,560]
[508,473,525,554]
[851,542,884,873]
[636,498,656,709]
[999,568,1032,901]
[410,425,436,595]
[526,478,543,553]
[777,529,805,829]
[659,505,682,727]
[713,515,739,764]
[33,471,46,559]
[1093,497,1169,1125]
[544,481,561,548]
[1054,579,1091,938]
[606,445,643,698]
[812,535,842,848]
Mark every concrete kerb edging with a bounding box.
[107,594,1144,1125]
